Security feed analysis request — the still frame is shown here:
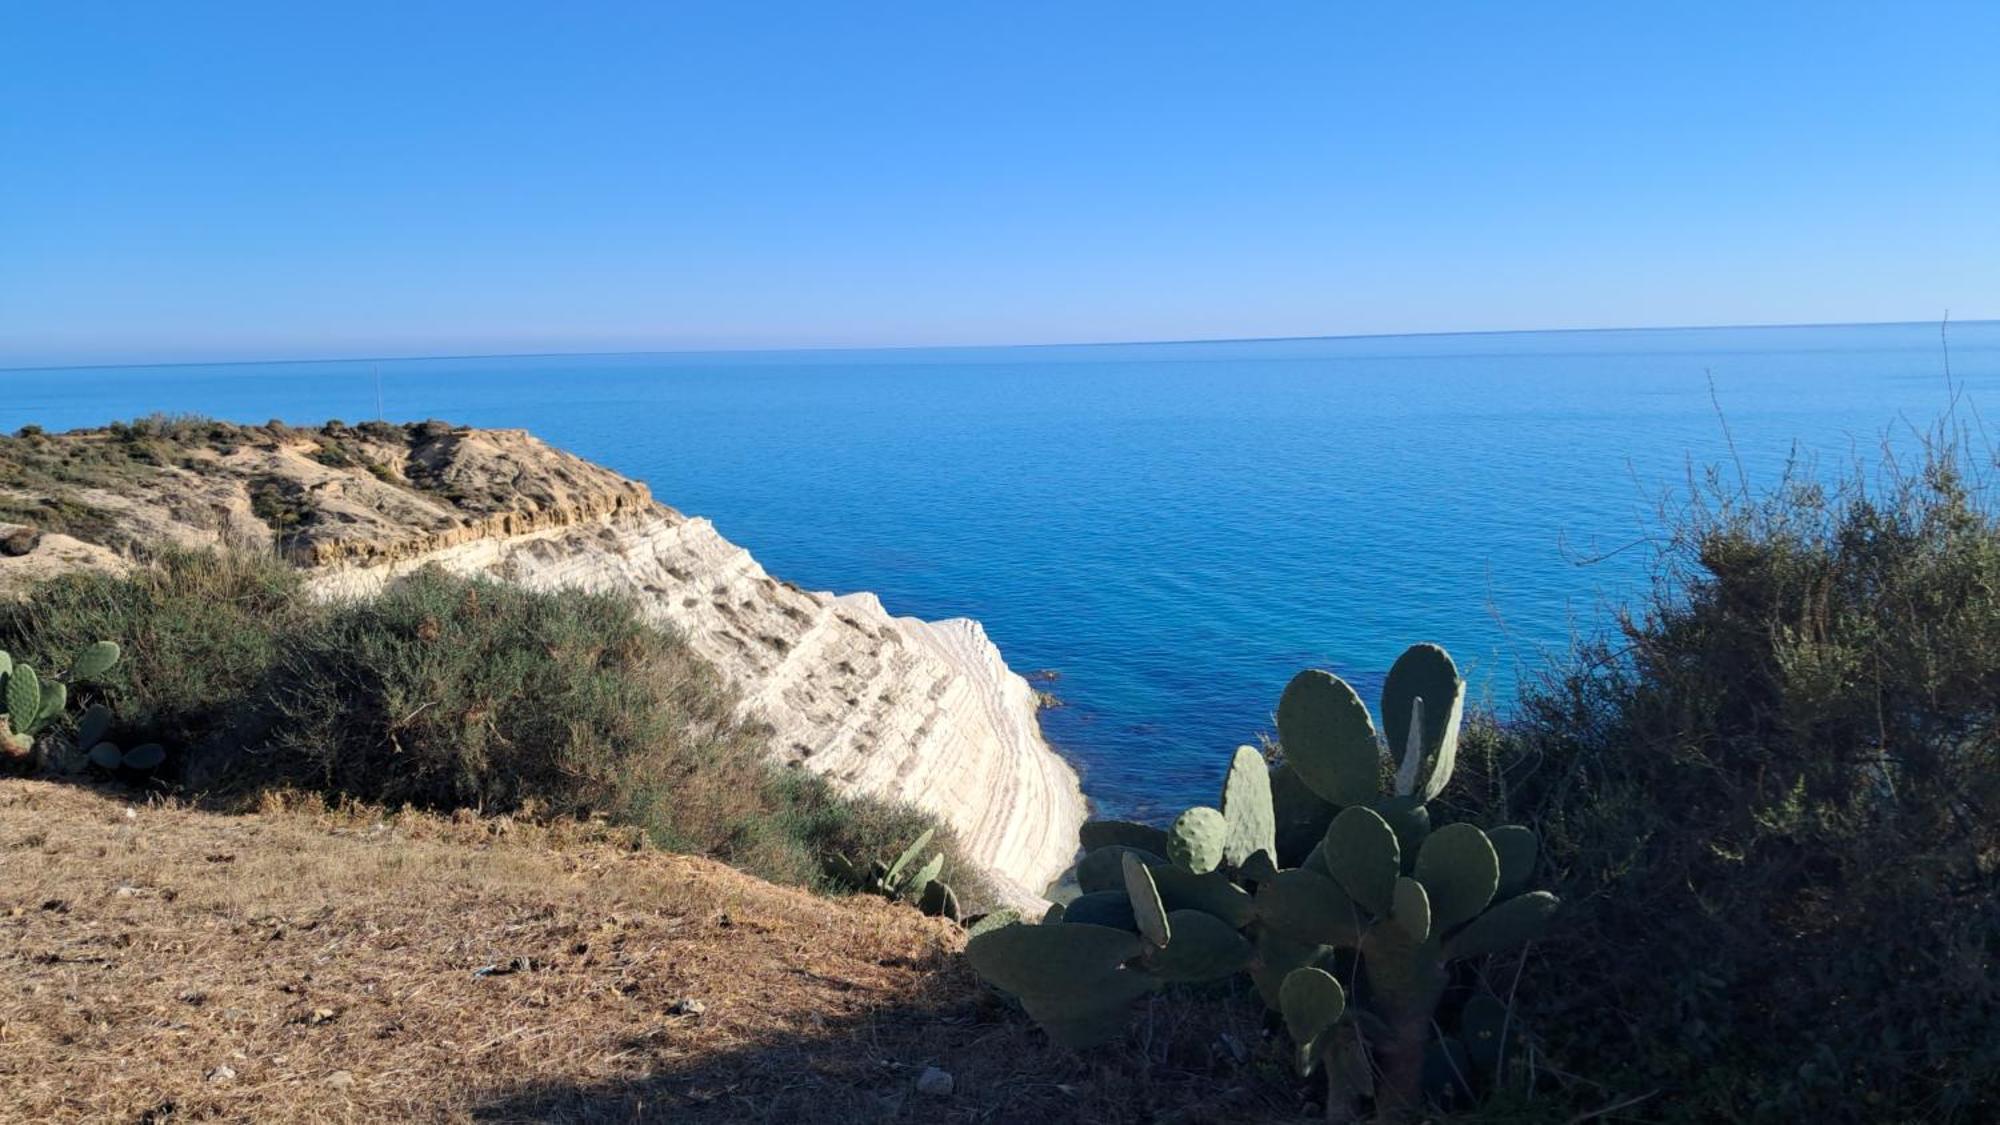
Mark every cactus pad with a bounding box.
[1443,890,1558,960]
[1148,909,1253,982]
[965,921,1157,1048]
[1220,744,1277,870]
[1079,819,1171,855]
[1392,875,1432,943]
[1279,967,1348,1076]
[1301,839,1331,876]
[886,828,935,887]
[905,853,945,898]
[1488,825,1538,900]
[1122,851,1172,948]
[964,920,1144,995]
[77,703,113,750]
[1061,890,1139,932]
[1382,644,1465,801]
[1076,845,1165,894]
[967,909,1021,937]
[71,641,121,682]
[1166,806,1227,874]
[1270,761,1338,866]
[1276,670,1381,806]
[1323,804,1401,915]
[917,879,961,921]
[1147,864,1256,927]
[1029,993,1153,1049]
[7,663,42,732]
[1414,823,1499,932]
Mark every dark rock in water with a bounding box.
[0,528,39,557]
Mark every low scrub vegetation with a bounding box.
[1452,428,2000,1121]
[0,551,967,896]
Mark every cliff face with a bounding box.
[0,420,1086,906]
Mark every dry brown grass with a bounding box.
[0,780,1305,1124]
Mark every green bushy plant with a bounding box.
[0,549,304,758]
[965,645,1556,1121]
[245,567,966,889]
[1453,429,1999,1121]
[0,551,967,898]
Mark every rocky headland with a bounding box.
[0,419,1087,906]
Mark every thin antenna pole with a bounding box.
[374,364,384,421]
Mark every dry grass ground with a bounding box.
[0,779,1301,1124]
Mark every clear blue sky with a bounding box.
[4,2,1996,366]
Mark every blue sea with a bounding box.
[11,322,1997,818]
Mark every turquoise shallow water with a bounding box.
[10,321,1997,818]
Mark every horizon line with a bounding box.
[3,314,1991,375]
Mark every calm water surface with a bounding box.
[11,322,1997,817]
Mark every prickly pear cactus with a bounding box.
[959,644,1559,1117]
[828,828,959,916]
[1,642,134,768]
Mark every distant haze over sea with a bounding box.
[12,321,1996,818]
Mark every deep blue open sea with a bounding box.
[9,321,1997,817]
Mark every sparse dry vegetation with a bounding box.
[0,780,1294,1124]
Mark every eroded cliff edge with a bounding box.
[0,420,1087,906]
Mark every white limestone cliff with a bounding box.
[0,422,1085,908]
[309,508,1087,907]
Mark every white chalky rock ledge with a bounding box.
[310,505,1086,910]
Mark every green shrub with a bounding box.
[1456,431,2000,1121]
[0,552,969,896]
[0,550,303,755]
[253,570,803,864]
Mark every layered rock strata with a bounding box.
[0,421,1086,906]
